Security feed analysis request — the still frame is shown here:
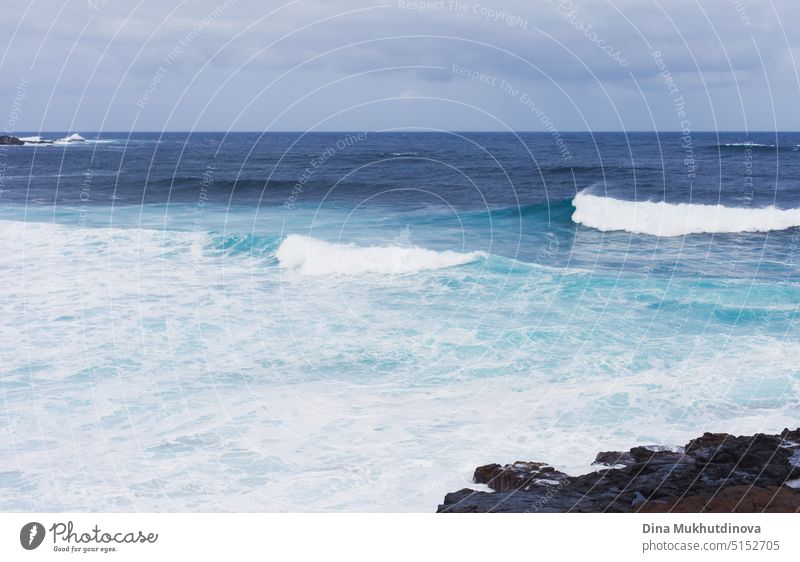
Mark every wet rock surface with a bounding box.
[0,134,53,145]
[437,429,800,512]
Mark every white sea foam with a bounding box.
[53,133,86,144]
[18,134,114,146]
[722,142,775,147]
[275,234,484,275]
[51,133,117,146]
[2,217,799,511]
[571,190,800,236]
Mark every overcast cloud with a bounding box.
[2,0,799,131]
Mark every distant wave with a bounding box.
[275,234,484,275]
[55,133,86,143]
[722,142,774,147]
[15,133,118,146]
[571,190,800,236]
[713,142,779,151]
[536,164,601,174]
[145,177,296,192]
[143,177,374,195]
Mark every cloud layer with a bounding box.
[1,0,798,131]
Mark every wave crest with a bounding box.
[571,190,800,236]
[275,234,484,275]
[719,142,775,148]
[54,133,86,144]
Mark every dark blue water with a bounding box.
[3,131,798,207]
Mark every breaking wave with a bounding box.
[54,133,86,144]
[571,190,800,236]
[275,234,485,275]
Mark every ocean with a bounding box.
[1,131,799,511]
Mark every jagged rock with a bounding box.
[780,427,800,442]
[437,428,800,513]
[593,450,635,467]
[473,461,569,492]
[0,135,23,145]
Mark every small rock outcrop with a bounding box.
[0,135,24,145]
[437,428,800,512]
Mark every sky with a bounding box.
[1,0,799,132]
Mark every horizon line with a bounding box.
[7,130,798,134]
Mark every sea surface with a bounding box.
[1,131,799,511]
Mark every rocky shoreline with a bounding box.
[437,429,800,512]
[0,133,83,145]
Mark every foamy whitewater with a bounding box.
[1,131,799,511]
[572,190,800,236]
[276,234,485,275]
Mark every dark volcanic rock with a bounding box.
[593,450,635,467]
[0,135,23,145]
[473,461,569,492]
[780,427,800,442]
[437,428,800,513]
[639,486,800,513]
